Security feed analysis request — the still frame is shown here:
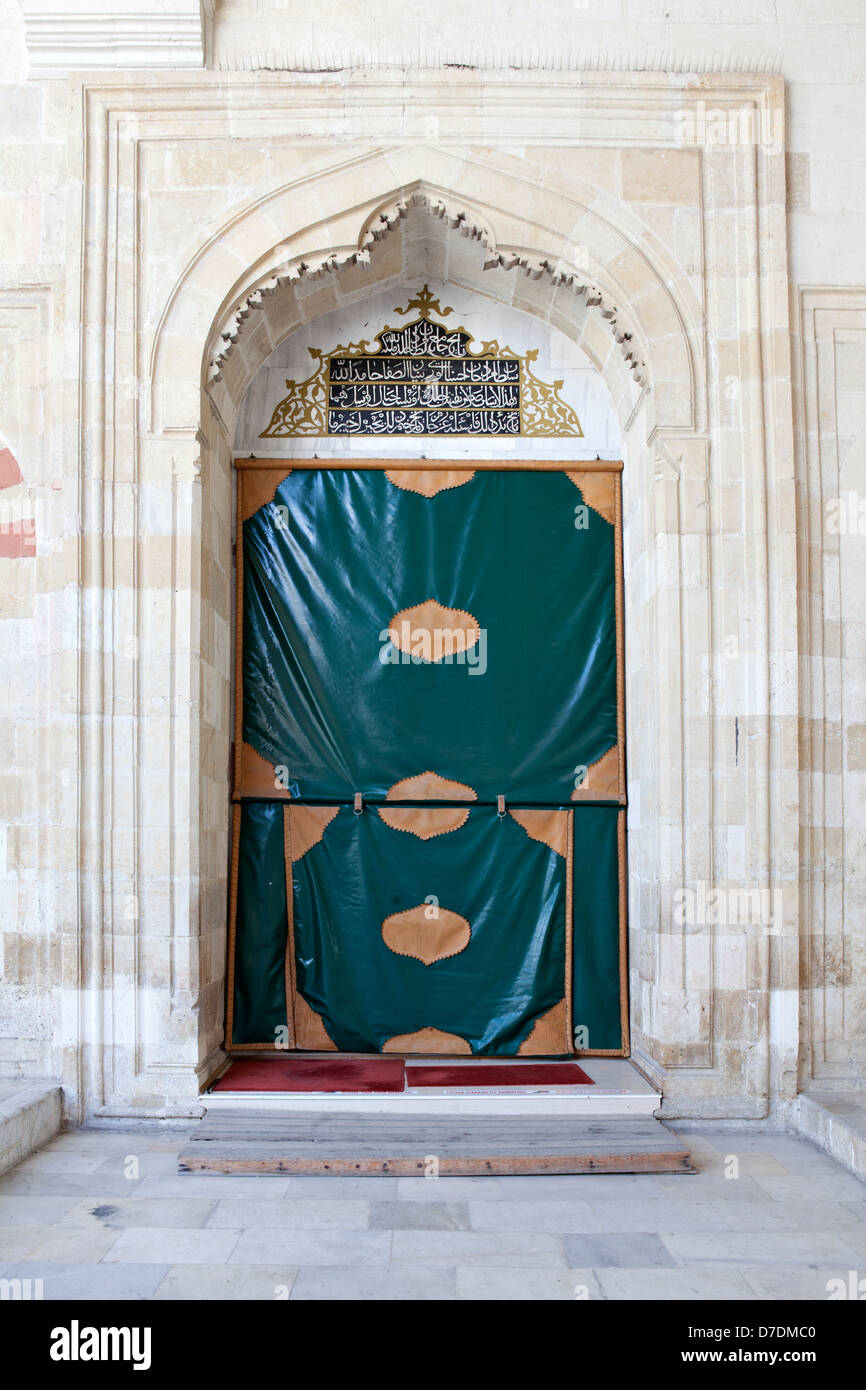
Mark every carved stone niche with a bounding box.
[70,74,796,1124]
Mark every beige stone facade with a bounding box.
[0,1,863,1125]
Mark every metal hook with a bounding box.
[353,792,364,817]
[496,794,506,821]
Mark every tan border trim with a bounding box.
[234,456,623,472]
[565,808,575,1054]
[282,806,297,1049]
[614,471,626,804]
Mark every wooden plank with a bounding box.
[232,457,624,473]
[188,1132,681,1153]
[178,1112,693,1176]
[187,1131,680,1153]
[179,1153,693,1176]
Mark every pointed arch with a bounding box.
[148,146,703,442]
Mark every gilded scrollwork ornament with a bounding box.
[259,285,583,438]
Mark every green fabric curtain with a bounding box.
[230,465,627,1055]
[229,801,624,1054]
[229,802,288,1047]
[571,806,623,1052]
[291,806,568,1055]
[242,469,617,803]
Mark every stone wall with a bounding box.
[0,0,862,1119]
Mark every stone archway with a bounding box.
[73,78,796,1122]
[180,165,709,1113]
[151,149,704,437]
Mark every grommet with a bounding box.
[353,792,364,816]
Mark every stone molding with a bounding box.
[797,285,866,1091]
[21,1,213,76]
[208,185,648,393]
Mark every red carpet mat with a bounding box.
[214,1059,595,1092]
[214,1058,405,1092]
[406,1063,594,1087]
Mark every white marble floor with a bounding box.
[0,1126,864,1300]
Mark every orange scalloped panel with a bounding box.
[571,744,620,801]
[382,1027,472,1055]
[378,806,470,840]
[381,904,472,966]
[386,598,480,663]
[384,469,476,498]
[565,469,616,525]
[385,770,478,801]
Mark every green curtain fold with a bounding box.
[242,468,617,803]
[229,801,625,1054]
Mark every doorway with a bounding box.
[226,459,627,1058]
